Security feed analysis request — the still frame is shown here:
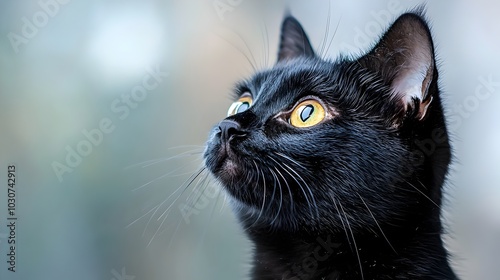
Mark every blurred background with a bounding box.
[0,0,499,279]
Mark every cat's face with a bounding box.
[204,15,449,234]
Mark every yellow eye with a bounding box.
[289,99,326,128]
[227,94,253,116]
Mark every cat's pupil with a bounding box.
[300,105,314,122]
[238,102,250,114]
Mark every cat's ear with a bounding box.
[359,12,435,120]
[277,16,315,62]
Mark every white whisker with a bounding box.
[407,181,440,208]
[356,192,397,254]
[126,204,159,229]
[338,201,364,280]
[142,168,206,239]
[125,149,203,170]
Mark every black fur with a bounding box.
[204,10,457,280]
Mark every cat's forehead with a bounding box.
[245,58,338,104]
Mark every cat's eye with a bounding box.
[289,99,326,128]
[227,93,253,116]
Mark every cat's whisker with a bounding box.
[172,181,216,246]
[126,204,160,229]
[183,172,211,215]
[406,181,440,209]
[131,158,202,192]
[131,171,175,192]
[332,196,353,251]
[139,152,202,169]
[142,167,206,239]
[220,187,229,214]
[167,145,206,150]
[338,201,365,280]
[147,168,208,247]
[166,213,184,253]
[273,165,295,214]
[356,192,397,254]
[269,169,283,226]
[273,154,320,221]
[250,160,266,227]
[265,165,278,218]
[195,186,223,253]
[148,204,173,247]
[156,174,208,221]
[124,158,165,169]
[275,152,307,171]
[271,157,318,222]
[125,149,203,170]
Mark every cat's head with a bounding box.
[204,11,450,234]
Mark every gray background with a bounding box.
[0,0,499,279]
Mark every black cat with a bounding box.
[204,9,458,280]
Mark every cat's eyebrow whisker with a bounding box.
[215,31,258,72]
[233,31,259,71]
[338,201,365,280]
[323,18,341,59]
[261,22,270,68]
[318,0,332,58]
[356,192,397,254]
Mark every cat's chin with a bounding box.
[216,158,241,181]
[209,151,243,184]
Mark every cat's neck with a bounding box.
[244,210,456,280]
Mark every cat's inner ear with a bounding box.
[359,13,435,120]
[277,16,315,62]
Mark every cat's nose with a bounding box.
[218,119,244,143]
